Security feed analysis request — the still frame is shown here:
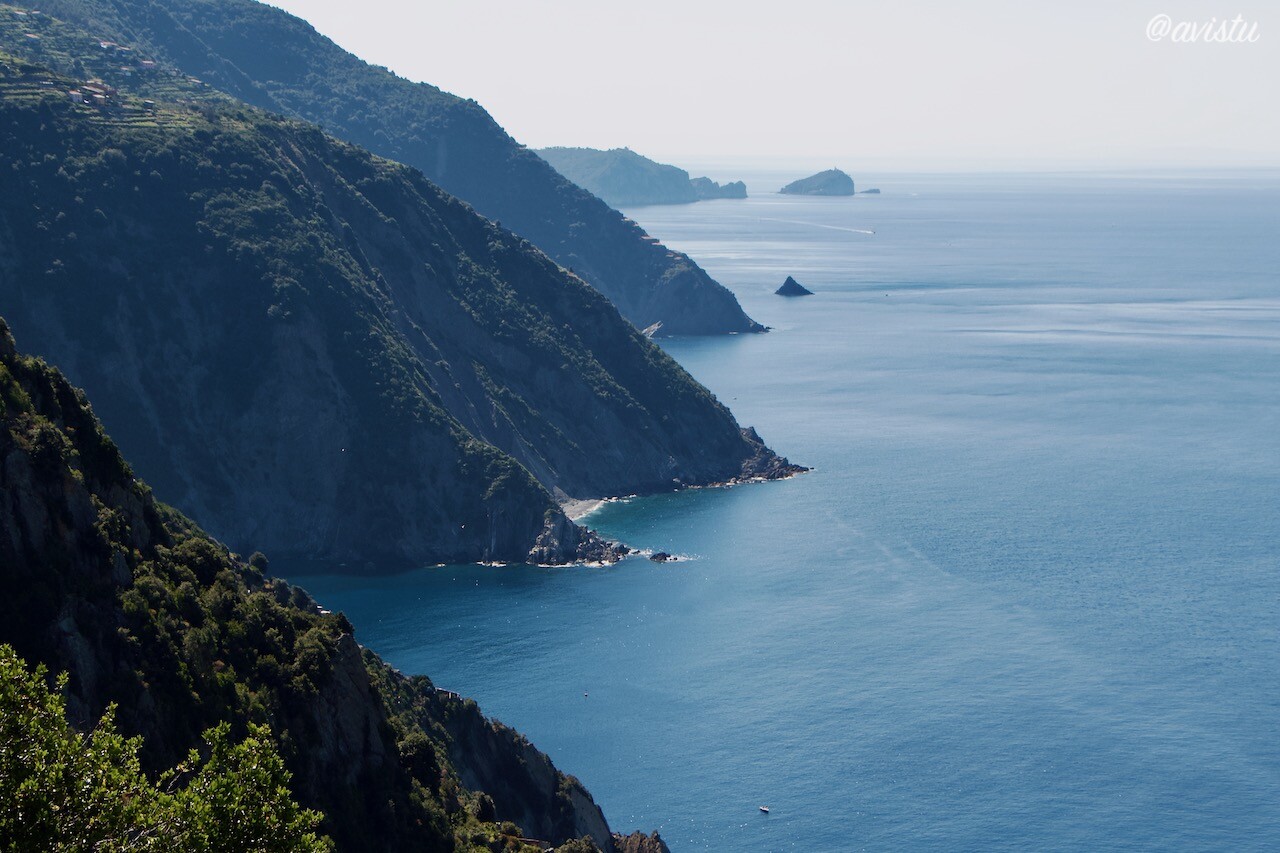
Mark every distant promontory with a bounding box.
[780,169,856,196]
[691,175,748,200]
[538,146,747,206]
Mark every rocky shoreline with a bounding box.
[558,427,808,557]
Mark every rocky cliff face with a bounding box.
[375,670,616,847]
[0,43,801,567]
[29,0,763,337]
[613,832,672,853]
[0,316,625,851]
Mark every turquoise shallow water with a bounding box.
[291,172,1280,850]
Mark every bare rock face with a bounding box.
[530,512,631,565]
[305,633,391,783]
[383,673,617,851]
[613,831,673,853]
[738,427,810,482]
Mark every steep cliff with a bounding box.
[27,0,762,336]
[0,316,624,852]
[0,35,802,566]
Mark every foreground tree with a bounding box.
[0,644,332,852]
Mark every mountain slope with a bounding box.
[28,0,763,336]
[0,31,800,565]
[0,45,605,567]
[538,147,746,207]
[0,316,622,852]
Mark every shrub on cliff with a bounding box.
[0,644,331,852]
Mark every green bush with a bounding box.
[0,644,332,852]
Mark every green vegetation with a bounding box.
[0,3,233,116]
[0,317,611,851]
[0,16,791,566]
[0,39,584,564]
[0,8,743,849]
[1,645,331,852]
[25,0,762,335]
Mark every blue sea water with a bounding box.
[291,171,1280,850]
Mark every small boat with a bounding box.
[759,806,770,814]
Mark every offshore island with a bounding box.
[780,168,857,195]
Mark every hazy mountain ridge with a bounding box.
[538,147,747,207]
[27,0,763,336]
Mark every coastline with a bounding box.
[562,497,608,521]
[560,465,809,524]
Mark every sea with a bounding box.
[290,170,1280,851]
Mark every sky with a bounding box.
[267,0,1278,170]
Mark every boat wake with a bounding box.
[758,217,875,236]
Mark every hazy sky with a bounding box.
[268,0,1277,169]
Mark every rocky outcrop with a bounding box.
[612,831,672,853]
[30,0,764,336]
[530,514,629,566]
[776,276,815,296]
[691,176,747,200]
[780,168,856,196]
[735,427,809,482]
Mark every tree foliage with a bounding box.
[0,644,332,853]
